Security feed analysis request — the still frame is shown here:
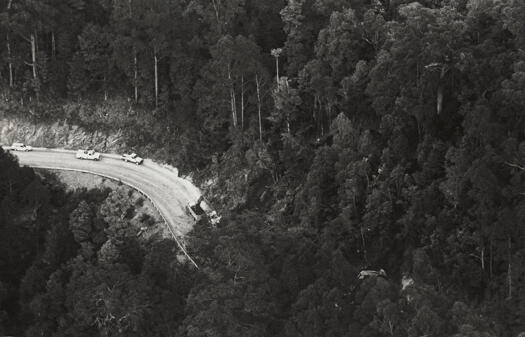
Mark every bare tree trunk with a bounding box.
[133,49,138,103]
[7,33,13,88]
[154,49,158,108]
[30,31,38,100]
[103,75,108,101]
[230,87,237,128]
[255,73,262,142]
[51,31,56,59]
[211,0,221,34]
[6,0,13,88]
[241,74,244,129]
[30,33,37,80]
[127,0,137,103]
[436,66,445,115]
[481,247,485,271]
[360,226,368,265]
[228,64,237,128]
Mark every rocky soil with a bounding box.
[0,118,127,152]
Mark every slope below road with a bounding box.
[8,148,202,237]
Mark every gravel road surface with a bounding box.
[8,148,201,236]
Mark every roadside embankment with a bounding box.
[0,117,126,152]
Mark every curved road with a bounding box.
[6,148,203,265]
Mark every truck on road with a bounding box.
[76,149,101,161]
[121,152,144,165]
[11,142,33,151]
[186,196,221,225]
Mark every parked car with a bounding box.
[121,152,144,165]
[76,149,101,161]
[11,142,33,151]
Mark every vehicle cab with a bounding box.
[186,196,221,225]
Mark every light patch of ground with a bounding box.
[36,169,173,239]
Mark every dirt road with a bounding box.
[9,148,201,236]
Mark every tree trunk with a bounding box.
[7,33,13,88]
[51,31,56,59]
[436,65,445,115]
[31,32,39,100]
[255,73,262,142]
[133,49,138,103]
[211,0,221,34]
[230,87,237,128]
[128,0,137,103]
[103,75,108,101]
[30,33,37,80]
[360,226,368,265]
[154,49,158,108]
[228,64,237,128]
[6,0,13,88]
[241,74,244,130]
[481,247,485,271]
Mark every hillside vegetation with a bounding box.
[2,0,525,336]
[0,149,193,335]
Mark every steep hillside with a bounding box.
[2,0,525,336]
[0,117,126,152]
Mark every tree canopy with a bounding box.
[2,0,525,336]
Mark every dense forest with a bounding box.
[0,148,196,335]
[2,0,525,336]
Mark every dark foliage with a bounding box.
[2,0,525,336]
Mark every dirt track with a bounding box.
[9,148,201,236]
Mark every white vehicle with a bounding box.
[357,269,387,280]
[76,149,101,161]
[11,142,33,151]
[121,152,144,165]
[207,210,222,226]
